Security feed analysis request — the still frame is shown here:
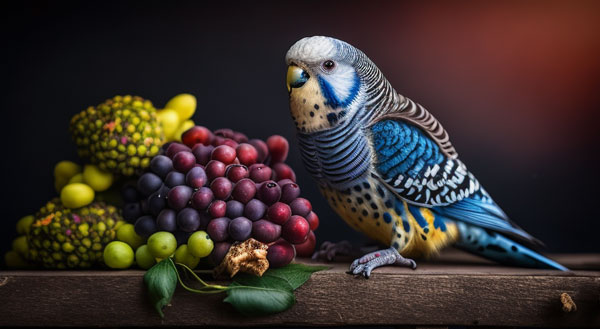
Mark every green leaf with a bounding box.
[224,274,295,316]
[265,263,329,290]
[144,258,178,318]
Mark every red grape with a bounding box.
[266,135,289,163]
[225,164,249,183]
[236,143,258,166]
[231,178,256,204]
[208,200,227,218]
[289,197,312,217]
[186,166,208,188]
[249,164,272,183]
[205,160,226,181]
[267,240,295,268]
[172,151,196,173]
[191,187,214,210]
[257,180,281,205]
[282,215,310,244]
[233,131,248,143]
[166,143,192,159]
[267,202,291,225]
[191,144,214,165]
[248,139,268,163]
[252,219,281,243]
[207,217,230,242]
[210,177,233,200]
[294,230,316,257]
[167,185,193,210]
[272,162,296,182]
[182,126,213,147]
[221,138,239,149]
[305,211,319,231]
[211,145,237,164]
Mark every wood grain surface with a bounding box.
[1,249,598,327]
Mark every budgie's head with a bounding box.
[286,36,391,133]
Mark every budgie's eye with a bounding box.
[322,60,335,71]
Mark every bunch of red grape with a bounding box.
[121,126,318,268]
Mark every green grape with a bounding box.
[116,223,144,249]
[135,245,156,270]
[103,241,134,269]
[147,231,177,259]
[174,244,200,269]
[187,230,214,258]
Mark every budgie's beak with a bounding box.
[286,64,309,94]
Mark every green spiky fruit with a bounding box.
[27,198,124,269]
[69,95,165,176]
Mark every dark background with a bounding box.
[2,0,599,255]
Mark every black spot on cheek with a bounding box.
[326,113,338,125]
[314,104,320,110]
[310,111,314,117]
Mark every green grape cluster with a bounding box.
[27,198,124,269]
[69,95,165,176]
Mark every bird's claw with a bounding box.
[311,240,353,262]
[348,247,417,278]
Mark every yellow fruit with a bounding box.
[173,119,196,142]
[157,109,181,141]
[54,161,82,192]
[16,215,34,235]
[82,164,114,192]
[165,94,196,121]
[4,250,29,268]
[174,244,200,269]
[135,245,156,270]
[12,235,29,257]
[60,183,95,209]
[116,223,144,249]
[68,173,84,184]
[103,241,134,269]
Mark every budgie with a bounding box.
[285,36,567,277]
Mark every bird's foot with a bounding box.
[348,247,417,278]
[311,240,354,262]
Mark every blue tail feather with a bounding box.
[454,221,568,271]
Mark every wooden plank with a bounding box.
[0,253,599,327]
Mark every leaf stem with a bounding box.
[170,260,229,293]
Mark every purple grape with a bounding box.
[257,180,281,205]
[137,172,162,196]
[211,242,231,265]
[207,217,230,242]
[156,209,177,232]
[191,187,214,210]
[208,200,227,218]
[173,151,196,173]
[164,171,186,188]
[174,230,193,246]
[134,215,157,238]
[210,177,233,200]
[147,192,167,216]
[244,199,267,221]
[252,219,282,243]
[228,217,252,241]
[177,207,201,232]
[192,144,214,165]
[140,199,149,214]
[280,183,301,204]
[267,240,295,268]
[205,160,226,181]
[150,155,173,179]
[277,179,294,188]
[167,185,193,210]
[166,143,191,158]
[186,166,208,188]
[121,184,140,203]
[225,164,249,183]
[226,200,244,218]
[198,210,211,230]
[122,203,142,222]
[232,178,256,204]
[289,198,312,217]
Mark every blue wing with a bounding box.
[370,119,540,247]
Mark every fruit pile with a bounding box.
[121,127,319,271]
